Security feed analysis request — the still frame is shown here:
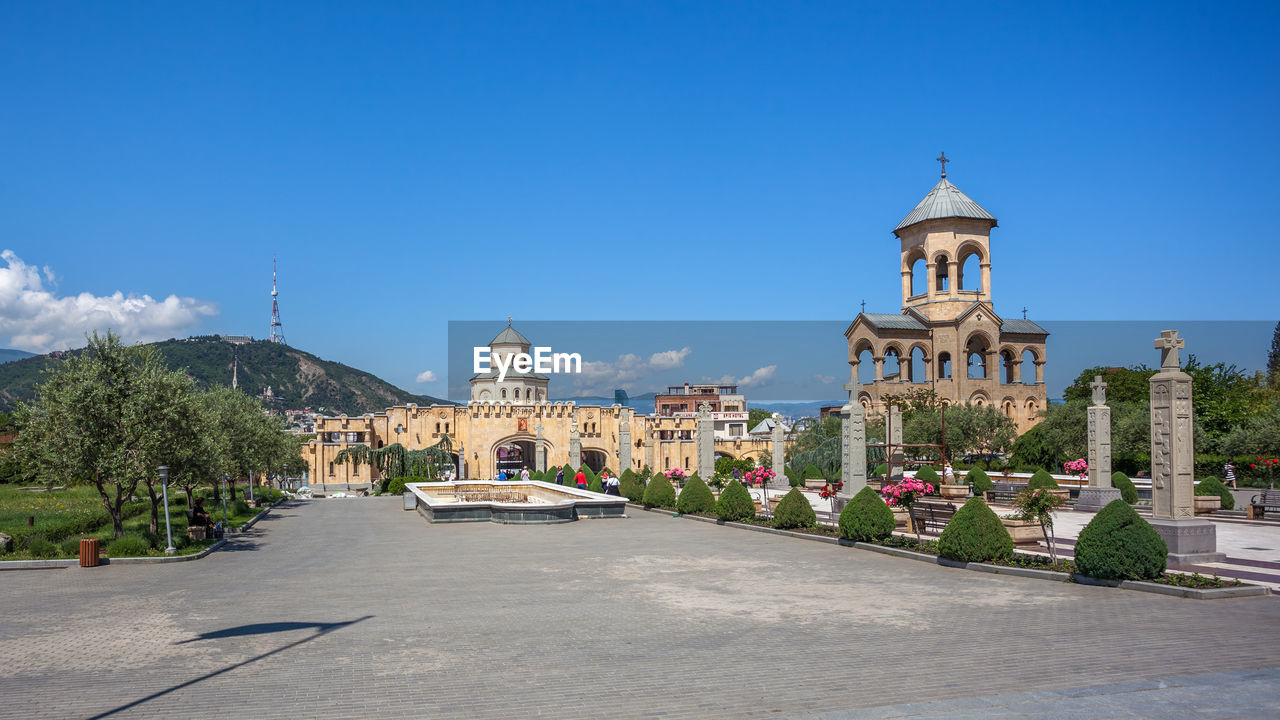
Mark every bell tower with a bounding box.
[895,153,997,322]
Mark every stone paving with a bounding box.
[2,498,1280,719]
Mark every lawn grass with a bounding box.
[0,483,284,560]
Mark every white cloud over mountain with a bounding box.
[0,250,218,352]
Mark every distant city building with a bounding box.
[219,334,253,344]
[614,389,629,406]
[654,383,749,440]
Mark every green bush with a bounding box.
[25,535,58,558]
[715,479,756,521]
[937,498,1013,563]
[619,469,643,501]
[588,475,603,493]
[773,488,817,529]
[801,464,824,480]
[871,463,888,478]
[105,534,152,558]
[1074,499,1167,580]
[1027,469,1059,490]
[914,466,940,484]
[1111,472,1138,504]
[60,537,83,556]
[641,474,677,509]
[676,473,716,514]
[838,486,895,542]
[1195,476,1235,510]
[232,499,251,516]
[386,477,408,494]
[965,467,993,495]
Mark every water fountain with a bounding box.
[405,480,627,524]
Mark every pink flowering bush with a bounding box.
[742,467,776,486]
[663,468,687,481]
[1063,458,1088,479]
[880,476,933,508]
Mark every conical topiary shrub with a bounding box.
[773,488,817,529]
[1074,499,1167,580]
[1027,469,1059,490]
[641,473,677,509]
[1111,471,1138,504]
[715,479,755,521]
[937,498,1014,563]
[619,469,643,501]
[676,473,715,514]
[563,463,577,485]
[872,463,888,478]
[965,467,993,495]
[802,464,824,481]
[838,486,895,542]
[786,465,804,488]
[1195,476,1235,510]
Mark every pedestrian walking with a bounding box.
[606,472,621,496]
[520,466,530,482]
[575,469,587,489]
[1225,461,1237,489]
[556,467,565,485]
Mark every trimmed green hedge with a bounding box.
[937,498,1013,563]
[1027,469,1059,490]
[676,474,715,514]
[773,488,816,529]
[715,479,755,521]
[838,486,895,542]
[871,463,888,479]
[105,534,152,558]
[965,467,993,495]
[1074,499,1167,580]
[802,464,824,480]
[642,474,677,509]
[619,469,643,501]
[914,466,940,484]
[1111,471,1138,504]
[1195,476,1235,510]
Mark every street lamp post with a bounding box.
[159,466,176,555]
[284,463,290,491]
[248,470,255,504]
[220,475,229,530]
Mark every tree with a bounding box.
[14,332,186,538]
[747,408,772,431]
[1269,321,1280,388]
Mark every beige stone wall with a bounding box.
[304,402,779,483]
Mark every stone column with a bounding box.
[1149,330,1223,565]
[888,405,904,485]
[569,420,582,470]
[947,260,958,297]
[696,402,715,479]
[534,424,547,473]
[618,409,632,473]
[644,428,655,472]
[837,380,867,510]
[1075,376,1122,512]
[874,357,885,381]
[771,415,787,488]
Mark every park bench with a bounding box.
[1247,489,1280,520]
[984,482,1027,506]
[909,500,958,535]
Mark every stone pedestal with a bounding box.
[1075,487,1123,513]
[618,409,632,473]
[569,422,582,470]
[1150,518,1226,566]
[770,416,788,489]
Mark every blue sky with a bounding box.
[1,2,1277,398]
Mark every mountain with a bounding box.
[0,348,35,364]
[0,336,450,416]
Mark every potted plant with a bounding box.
[819,481,844,516]
[881,475,933,545]
[999,513,1045,546]
[1012,487,1066,562]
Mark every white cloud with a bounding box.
[648,346,691,370]
[813,374,837,384]
[737,365,777,387]
[416,370,438,383]
[572,347,693,393]
[0,250,218,352]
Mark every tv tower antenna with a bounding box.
[270,256,286,345]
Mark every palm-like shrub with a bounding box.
[1075,499,1166,580]
[1111,472,1138,504]
[1027,469,1060,490]
[773,488,817,529]
[676,473,715,514]
[641,473,677,509]
[965,467,993,495]
[838,486,895,542]
[715,479,755,521]
[1195,476,1235,510]
[937,498,1013,563]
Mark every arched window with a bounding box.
[1021,349,1038,384]
[1001,351,1016,384]
[935,255,950,292]
[910,257,926,296]
[883,348,902,381]
[856,346,876,384]
[501,388,507,400]
[967,336,990,379]
[909,347,928,383]
[960,252,982,291]
[937,352,952,379]
[328,462,334,475]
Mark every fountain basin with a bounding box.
[406,481,627,524]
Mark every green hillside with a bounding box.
[0,348,34,364]
[0,336,449,415]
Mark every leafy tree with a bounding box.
[747,408,772,431]
[1269,321,1280,388]
[14,332,184,538]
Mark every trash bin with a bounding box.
[79,538,100,568]
[403,491,416,511]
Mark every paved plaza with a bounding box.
[3,499,1280,719]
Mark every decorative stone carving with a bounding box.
[771,415,787,488]
[839,379,867,501]
[569,419,582,470]
[696,402,715,479]
[618,409,632,472]
[1076,375,1122,512]
[535,423,547,473]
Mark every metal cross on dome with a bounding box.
[937,151,949,178]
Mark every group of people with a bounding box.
[495,465,622,495]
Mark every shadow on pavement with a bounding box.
[86,615,373,720]
[175,619,365,644]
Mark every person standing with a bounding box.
[943,461,955,484]
[574,469,587,490]
[497,470,508,482]
[520,466,530,482]
[606,472,621,496]
[732,467,740,482]
[1225,461,1238,489]
[556,467,565,485]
